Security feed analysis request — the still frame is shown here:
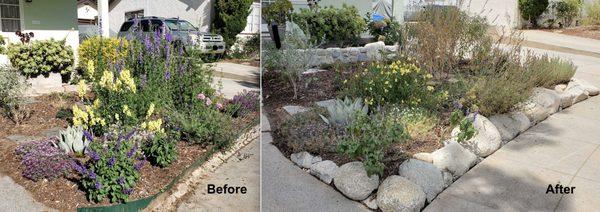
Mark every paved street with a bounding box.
[426,31,600,211]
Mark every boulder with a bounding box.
[521,88,560,124]
[442,171,453,188]
[282,105,309,116]
[554,84,567,92]
[398,159,444,202]
[566,82,589,105]
[290,151,321,169]
[432,141,478,177]
[451,114,502,157]
[363,195,379,210]
[376,175,426,212]
[572,78,600,96]
[412,152,433,163]
[489,112,531,142]
[333,162,379,200]
[364,41,385,60]
[309,160,338,184]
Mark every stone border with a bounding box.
[307,41,398,67]
[279,78,599,211]
[144,124,260,211]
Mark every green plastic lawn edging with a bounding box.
[76,119,259,212]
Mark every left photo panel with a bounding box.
[0,0,260,211]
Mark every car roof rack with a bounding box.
[127,16,162,21]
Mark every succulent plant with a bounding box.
[321,97,368,127]
[57,126,89,155]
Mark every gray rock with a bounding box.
[363,195,378,210]
[566,82,589,104]
[310,160,338,184]
[0,176,56,211]
[302,68,327,75]
[333,162,379,200]
[432,141,478,177]
[290,151,321,169]
[364,41,385,61]
[329,48,342,58]
[282,105,309,116]
[315,99,336,108]
[412,152,433,163]
[442,171,453,188]
[398,159,444,202]
[521,88,560,124]
[451,114,502,157]
[41,127,62,138]
[489,112,531,142]
[554,84,567,92]
[572,78,600,96]
[376,175,426,212]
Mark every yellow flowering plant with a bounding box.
[341,60,446,109]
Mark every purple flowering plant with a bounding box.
[75,129,144,203]
[14,138,72,181]
[227,90,259,116]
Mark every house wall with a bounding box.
[459,0,521,31]
[108,0,215,36]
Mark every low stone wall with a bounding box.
[308,41,398,67]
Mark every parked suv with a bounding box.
[117,16,226,55]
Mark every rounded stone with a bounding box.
[376,175,426,212]
[333,162,379,200]
[398,159,444,202]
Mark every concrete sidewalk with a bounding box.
[427,31,600,212]
[208,62,260,84]
[176,138,260,211]
[520,30,600,57]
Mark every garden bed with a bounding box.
[0,93,258,211]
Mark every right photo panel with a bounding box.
[261,0,600,211]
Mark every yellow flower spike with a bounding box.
[93,99,101,108]
[115,113,120,121]
[77,80,87,99]
[99,70,114,90]
[119,69,137,93]
[146,103,155,119]
[122,105,133,117]
[86,60,95,79]
[427,86,435,91]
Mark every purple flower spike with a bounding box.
[95,181,102,190]
[127,143,138,158]
[125,129,137,140]
[473,111,479,122]
[87,150,100,161]
[89,171,97,180]
[83,130,93,142]
[108,157,116,168]
[123,188,133,195]
[166,33,173,42]
[164,71,171,80]
[118,177,125,185]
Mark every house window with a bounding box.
[0,0,20,32]
[125,10,144,21]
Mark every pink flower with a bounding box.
[205,98,212,106]
[197,93,206,100]
[216,103,223,110]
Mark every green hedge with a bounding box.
[7,39,74,76]
[293,5,367,46]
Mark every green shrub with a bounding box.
[0,67,29,124]
[583,0,600,26]
[293,5,367,46]
[338,109,409,176]
[168,105,234,150]
[7,39,74,76]
[74,129,144,203]
[368,18,403,45]
[212,0,253,47]
[552,0,581,27]
[262,0,293,24]
[143,132,177,167]
[526,53,576,88]
[519,0,550,26]
[78,36,129,78]
[399,107,439,140]
[341,60,446,110]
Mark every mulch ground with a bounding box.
[0,93,258,211]
[544,26,600,40]
[262,67,443,179]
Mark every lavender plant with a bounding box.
[228,90,259,116]
[14,138,72,181]
[73,129,145,203]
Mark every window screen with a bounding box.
[0,0,20,32]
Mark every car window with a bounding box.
[141,20,150,32]
[120,21,134,32]
[151,20,163,33]
[164,20,197,31]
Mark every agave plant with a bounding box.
[320,97,368,127]
[57,126,89,155]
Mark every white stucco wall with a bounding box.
[460,0,521,31]
[78,4,99,20]
[108,0,215,36]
